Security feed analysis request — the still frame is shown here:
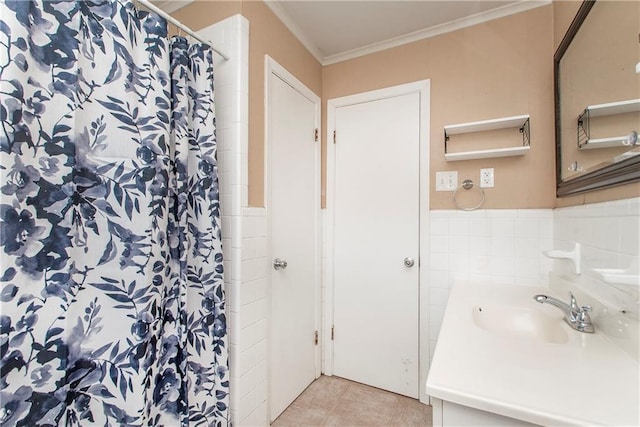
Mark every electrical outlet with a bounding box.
[436,171,458,191]
[480,168,494,188]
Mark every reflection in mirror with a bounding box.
[555,0,640,196]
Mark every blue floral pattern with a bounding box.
[0,1,229,425]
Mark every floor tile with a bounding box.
[272,402,329,427]
[393,396,433,426]
[271,375,432,427]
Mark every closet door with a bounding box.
[331,90,421,398]
[266,58,321,421]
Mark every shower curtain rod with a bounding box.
[136,0,229,60]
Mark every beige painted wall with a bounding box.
[172,1,637,209]
[171,0,241,30]
[173,0,323,207]
[323,5,557,209]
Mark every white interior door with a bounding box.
[330,90,420,398]
[267,58,321,422]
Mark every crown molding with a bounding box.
[267,0,550,67]
[264,1,325,64]
[159,0,551,66]
[324,0,550,65]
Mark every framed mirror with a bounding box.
[555,0,640,197]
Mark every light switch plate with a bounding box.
[436,171,458,191]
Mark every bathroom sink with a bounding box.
[472,304,569,344]
[428,281,640,427]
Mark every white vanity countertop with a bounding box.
[426,281,640,426]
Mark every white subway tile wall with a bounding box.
[428,209,554,361]
[553,197,640,318]
[200,16,268,427]
[238,208,268,425]
[554,198,639,272]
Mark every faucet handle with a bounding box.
[568,291,580,312]
[577,305,592,323]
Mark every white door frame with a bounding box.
[264,55,323,418]
[325,80,431,404]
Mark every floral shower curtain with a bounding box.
[0,1,229,425]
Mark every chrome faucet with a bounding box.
[533,292,595,333]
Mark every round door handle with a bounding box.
[404,257,415,268]
[273,258,288,270]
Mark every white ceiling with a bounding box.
[156,0,550,65]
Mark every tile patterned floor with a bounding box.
[271,375,433,427]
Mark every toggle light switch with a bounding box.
[435,171,458,191]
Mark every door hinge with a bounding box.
[314,330,318,345]
[314,128,318,142]
[333,130,336,144]
[331,325,334,340]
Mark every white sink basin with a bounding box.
[427,281,640,426]
[472,304,569,344]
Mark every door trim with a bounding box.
[325,81,431,403]
[264,55,322,421]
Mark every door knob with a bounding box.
[273,258,288,270]
[403,257,415,268]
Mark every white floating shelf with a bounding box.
[579,136,629,150]
[445,145,530,161]
[444,114,529,135]
[585,99,640,118]
[444,114,530,161]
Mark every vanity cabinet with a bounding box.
[432,398,540,427]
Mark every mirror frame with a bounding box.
[554,0,640,197]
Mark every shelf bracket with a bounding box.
[577,108,590,149]
[444,130,450,153]
[520,117,530,147]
